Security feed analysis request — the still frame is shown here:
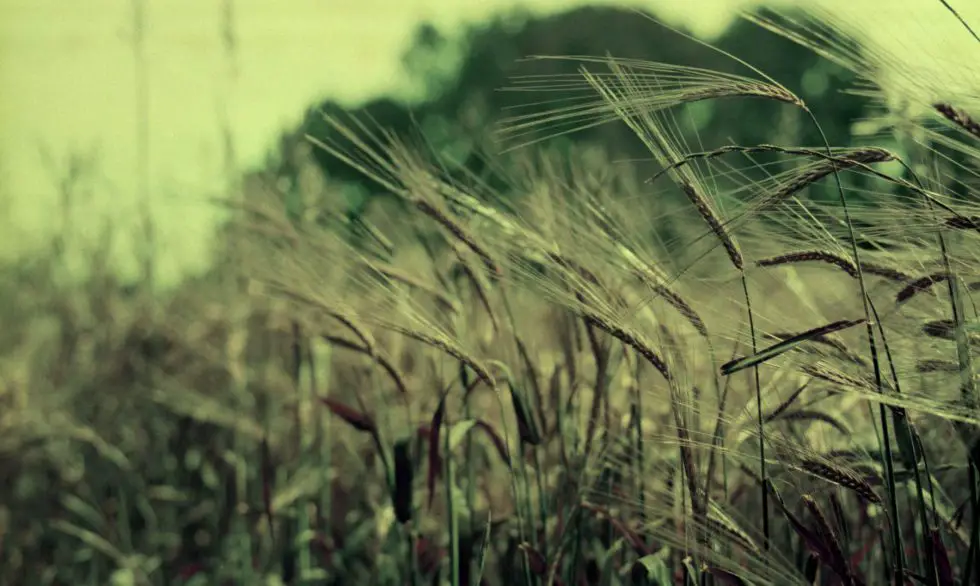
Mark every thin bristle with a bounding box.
[647,145,893,189]
[497,57,806,150]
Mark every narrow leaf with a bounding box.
[721,319,866,375]
[427,396,447,509]
[508,381,542,445]
[706,567,750,586]
[929,529,954,586]
[318,397,376,434]
[472,420,513,467]
[891,407,924,468]
[260,436,275,539]
[631,550,672,586]
[518,542,548,575]
[448,420,479,453]
[392,437,414,524]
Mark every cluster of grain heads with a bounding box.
[648,145,897,234]
[497,31,836,583]
[176,6,980,585]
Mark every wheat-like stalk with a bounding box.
[896,271,950,303]
[934,102,980,141]
[756,249,910,282]
[797,459,881,504]
[497,57,804,150]
[679,183,744,271]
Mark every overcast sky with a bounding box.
[1,0,977,288]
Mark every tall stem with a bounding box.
[131,0,154,291]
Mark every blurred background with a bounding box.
[0,0,978,288]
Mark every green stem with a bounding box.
[740,273,768,551]
[806,109,904,585]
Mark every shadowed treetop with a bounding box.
[272,6,871,213]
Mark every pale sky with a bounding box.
[1,0,977,288]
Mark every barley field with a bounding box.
[1,4,979,586]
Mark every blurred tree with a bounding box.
[267,6,872,218]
